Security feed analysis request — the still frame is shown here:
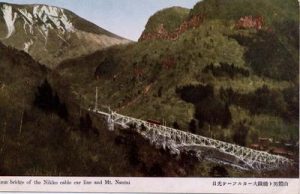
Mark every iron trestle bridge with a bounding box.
[88,107,294,172]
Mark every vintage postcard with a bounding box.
[0,0,299,193]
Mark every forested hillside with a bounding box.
[0,0,298,177]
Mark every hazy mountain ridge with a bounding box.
[0,2,130,69]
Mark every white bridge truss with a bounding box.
[89,108,293,172]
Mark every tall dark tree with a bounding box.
[176,84,214,104]
[173,121,180,129]
[283,86,299,121]
[85,114,92,129]
[80,113,93,131]
[34,79,54,111]
[79,113,99,136]
[233,121,249,146]
[34,79,69,121]
[58,103,69,121]
[189,119,198,134]
[195,97,232,128]
[222,103,231,128]
[158,86,163,97]
[53,93,60,109]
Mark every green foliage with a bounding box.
[176,84,232,128]
[95,54,120,78]
[190,0,299,27]
[232,120,249,146]
[203,63,250,79]
[190,0,299,81]
[274,19,299,52]
[188,119,198,134]
[282,86,299,121]
[176,84,214,104]
[143,6,189,33]
[0,42,46,131]
[175,21,246,68]
[79,113,99,136]
[195,97,231,128]
[248,86,287,116]
[231,31,298,81]
[59,9,298,145]
[220,85,296,121]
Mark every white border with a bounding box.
[0,177,299,193]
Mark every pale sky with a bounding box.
[2,0,200,40]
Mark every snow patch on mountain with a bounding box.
[32,5,75,35]
[24,39,33,52]
[1,4,17,38]
[18,8,34,34]
[1,4,76,40]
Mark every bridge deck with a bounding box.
[89,108,294,171]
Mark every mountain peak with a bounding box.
[142,6,190,35]
[0,2,130,69]
[1,3,75,39]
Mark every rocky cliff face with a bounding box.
[139,13,266,42]
[139,14,203,41]
[235,16,264,30]
[0,3,130,69]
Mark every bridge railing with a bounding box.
[89,108,294,171]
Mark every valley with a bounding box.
[0,0,298,177]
